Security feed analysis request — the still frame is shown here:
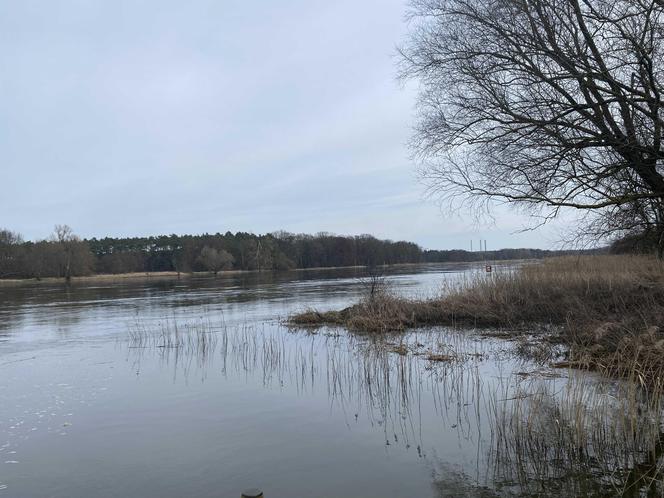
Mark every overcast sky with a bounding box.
[0,0,569,250]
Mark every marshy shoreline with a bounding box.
[4,256,664,496]
[0,264,372,286]
[289,255,664,385]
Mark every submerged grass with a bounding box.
[488,371,664,497]
[125,316,664,495]
[123,312,664,495]
[289,255,664,383]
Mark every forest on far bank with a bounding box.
[0,227,594,280]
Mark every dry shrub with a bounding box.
[288,309,344,326]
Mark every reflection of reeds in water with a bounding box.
[129,317,217,352]
[126,319,485,453]
[323,332,473,453]
[125,319,664,496]
[487,371,664,496]
[127,317,218,381]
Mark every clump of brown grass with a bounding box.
[290,293,454,333]
[289,255,664,383]
[425,353,457,362]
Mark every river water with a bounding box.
[0,263,650,497]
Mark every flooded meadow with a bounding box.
[0,264,662,497]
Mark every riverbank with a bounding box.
[0,270,192,286]
[0,264,382,287]
[290,255,664,383]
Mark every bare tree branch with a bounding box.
[400,0,664,253]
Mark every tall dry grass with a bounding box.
[488,371,664,496]
[289,255,664,382]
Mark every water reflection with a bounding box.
[126,319,490,459]
[487,373,664,497]
[0,263,479,345]
[1,263,661,497]
[125,318,664,497]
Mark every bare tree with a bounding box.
[0,229,23,278]
[359,264,389,301]
[50,225,93,280]
[0,229,23,246]
[400,0,664,254]
[196,246,234,275]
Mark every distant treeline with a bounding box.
[609,231,663,255]
[0,226,583,280]
[424,247,587,262]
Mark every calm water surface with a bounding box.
[0,263,605,497]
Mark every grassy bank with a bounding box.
[290,255,664,382]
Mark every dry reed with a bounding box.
[289,255,664,383]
